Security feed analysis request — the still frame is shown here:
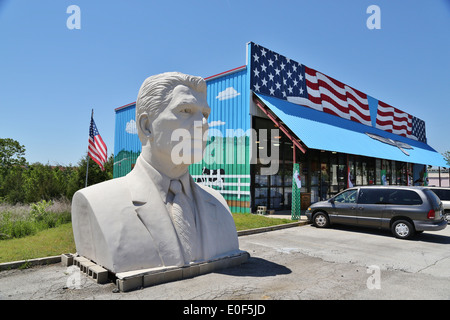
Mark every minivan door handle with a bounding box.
[358,207,364,210]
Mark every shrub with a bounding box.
[30,199,53,222]
[0,211,37,239]
[0,200,72,240]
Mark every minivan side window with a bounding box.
[424,189,441,208]
[430,189,450,201]
[334,189,357,203]
[358,189,387,204]
[386,189,423,205]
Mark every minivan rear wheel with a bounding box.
[313,212,330,228]
[391,220,415,240]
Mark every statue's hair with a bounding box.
[136,72,206,125]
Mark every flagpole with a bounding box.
[85,109,93,188]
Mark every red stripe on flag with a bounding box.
[346,86,371,125]
[316,72,349,119]
[376,101,412,137]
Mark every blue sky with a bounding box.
[0,0,449,166]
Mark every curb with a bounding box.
[0,220,310,271]
[0,255,61,271]
[237,220,309,236]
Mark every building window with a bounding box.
[362,160,368,185]
[348,155,355,187]
[376,159,381,184]
[254,165,268,208]
[382,159,391,185]
[310,151,320,203]
[330,153,339,195]
[391,161,397,185]
[398,162,406,185]
[338,154,347,191]
[355,157,362,185]
[320,160,329,201]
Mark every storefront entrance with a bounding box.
[252,117,293,211]
[251,116,414,212]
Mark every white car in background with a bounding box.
[427,187,450,222]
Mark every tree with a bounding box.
[0,137,115,204]
[443,151,450,166]
[1,166,25,203]
[22,163,74,203]
[0,138,26,169]
[65,153,114,200]
[0,138,27,203]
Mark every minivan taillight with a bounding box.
[427,209,435,219]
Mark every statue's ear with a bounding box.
[138,113,153,141]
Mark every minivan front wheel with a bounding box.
[391,220,415,239]
[313,212,330,228]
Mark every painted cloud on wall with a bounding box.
[216,87,240,101]
[125,119,138,134]
[208,120,226,127]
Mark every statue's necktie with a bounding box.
[169,179,197,263]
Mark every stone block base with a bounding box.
[62,254,109,284]
[63,250,250,292]
[115,251,250,292]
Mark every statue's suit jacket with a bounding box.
[71,156,239,273]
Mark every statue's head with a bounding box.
[135,72,210,178]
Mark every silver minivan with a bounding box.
[426,187,450,222]
[306,186,447,239]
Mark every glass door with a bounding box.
[255,164,269,208]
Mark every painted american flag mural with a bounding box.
[249,42,426,142]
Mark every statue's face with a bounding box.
[150,84,210,165]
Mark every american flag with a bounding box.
[250,42,371,126]
[375,100,412,138]
[249,42,426,142]
[411,116,426,143]
[88,115,107,171]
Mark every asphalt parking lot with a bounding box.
[1,221,450,301]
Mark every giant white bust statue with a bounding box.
[71,72,240,273]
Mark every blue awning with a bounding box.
[255,93,447,167]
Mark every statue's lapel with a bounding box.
[125,158,184,267]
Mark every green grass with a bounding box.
[232,213,293,231]
[0,213,293,264]
[0,223,76,263]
